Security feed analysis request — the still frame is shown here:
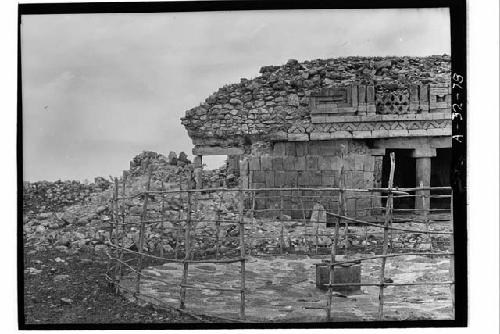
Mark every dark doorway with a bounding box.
[381,149,416,209]
[431,148,452,209]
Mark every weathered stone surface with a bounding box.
[182,56,451,147]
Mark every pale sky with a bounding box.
[21,8,450,181]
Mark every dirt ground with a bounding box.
[22,240,210,325]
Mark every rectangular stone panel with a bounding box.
[285,142,297,156]
[273,142,286,156]
[318,156,333,170]
[298,171,322,186]
[284,156,297,171]
[344,155,356,171]
[409,84,420,113]
[306,156,319,170]
[310,132,331,140]
[272,157,284,170]
[354,155,364,171]
[252,170,266,183]
[363,155,375,172]
[265,171,275,188]
[242,174,249,189]
[294,156,306,171]
[274,171,285,187]
[295,142,308,156]
[249,157,261,171]
[358,85,367,113]
[284,171,298,186]
[419,84,430,112]
[321,170,338,186]
[351,85,358,107]
[260,156,273,171]
[288,133,309,141]
[240,158,249,173]
[363,171,375,187]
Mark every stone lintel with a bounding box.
[314,112,450,124]
[374,137,451,150]
[192,146,244,156]
[370,148,386,156]
[288,133,310,141]
[411,148,437,158]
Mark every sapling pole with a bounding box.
[238,186,246,319]
[136,163,153,295]
[378,152,395,320]
[179,171,192,309]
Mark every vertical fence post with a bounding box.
[238,186,246,320]
[279,186,285,255]
[326,187,342,321]
[112,178,119,284]
[174,179,182,260]
[354,197,358,218]
[315,225,319,254]
[251,189,256,217]
[215,195,222,260]
[449,190,455,316]
[338,167,346,254]
[107,178,118,283]
[378,152,395,320]
[136,163,153,295]
[118,171,127,282]
[299,197,307,252]
[180,171,192,309]
[160,181,166,258]
[420,181,433,255]
[364,224,368,252]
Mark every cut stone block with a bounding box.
[249,157,261,171]
[252,170,266,183]
[315,262,361,293]
[306,156,319,170]
[272,157,284,170]
[260,156,273,171]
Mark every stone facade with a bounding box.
[181,56,452,215]
[181,56,451,147]
[240,140,375,218]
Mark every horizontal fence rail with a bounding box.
[104,159,454,322]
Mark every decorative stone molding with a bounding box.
[181,56,451,147]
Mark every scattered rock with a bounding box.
[60,298,73,305]
[54,274,70,282]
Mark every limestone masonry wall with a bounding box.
[240,140,376,218]
[181,56,451,147]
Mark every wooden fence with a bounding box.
[104,154,454,322]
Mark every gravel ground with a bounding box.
[22,240,210,326]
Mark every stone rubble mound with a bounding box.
[22,151,234,254]
[23,150,449,257]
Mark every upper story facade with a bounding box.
[181,56,451,153]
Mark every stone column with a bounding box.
[193,155,203,190]
[370,148,385,214]
[412,148,436,212]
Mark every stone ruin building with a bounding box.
[181,56,452,218]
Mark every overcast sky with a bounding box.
[21,8,450,181]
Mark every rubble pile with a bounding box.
[23,179,110,214]
[201,163,239,189]
[181,55,451,144]
[22,150,451,258]
[22,151,235,254]
[129,151,192,180]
